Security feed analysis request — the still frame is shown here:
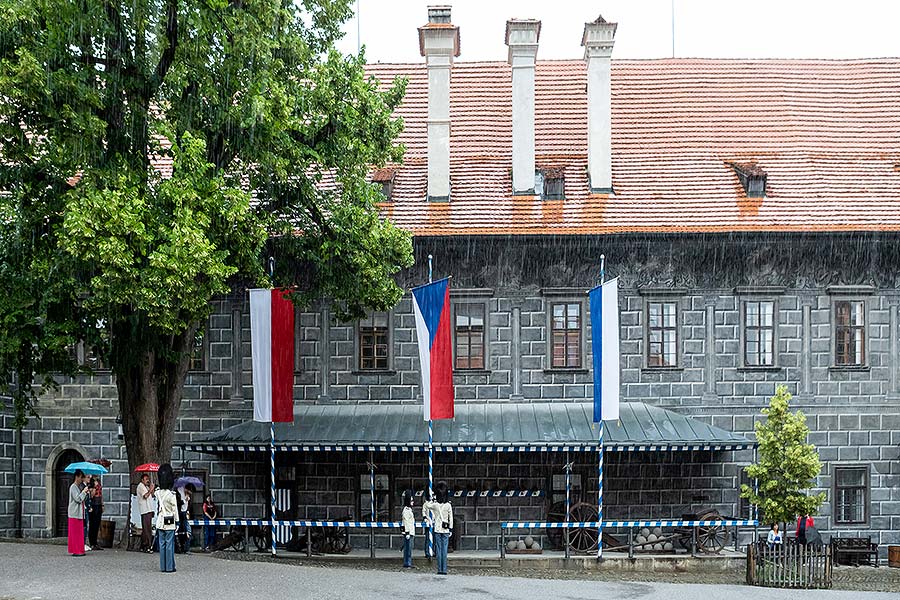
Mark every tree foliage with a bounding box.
[0,0,412,464]
[740,385,825,526]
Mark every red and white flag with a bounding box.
[249,288,295,423]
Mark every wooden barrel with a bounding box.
[889,545,900,568]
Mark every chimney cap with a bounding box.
[582,14,617,56]
[419,6,460,57]
[505,19,542,47]
[427,6,452,23]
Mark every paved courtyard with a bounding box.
[1,543,898,600]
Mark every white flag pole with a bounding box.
[597,254,605,561]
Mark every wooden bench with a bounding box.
[831,537,879,567]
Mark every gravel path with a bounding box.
[0,542,897,600]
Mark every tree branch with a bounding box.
[150,0,178,95]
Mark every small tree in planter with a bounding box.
[741,385,825,531]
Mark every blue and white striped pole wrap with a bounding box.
[427,418,434,558]
[270,421,276,556]
[597,423,603,559]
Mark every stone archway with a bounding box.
[44,442,90,536]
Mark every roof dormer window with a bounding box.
[535,166,565,200]
[730,162,767,198]
[372,168,396,202]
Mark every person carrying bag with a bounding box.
[154,464,180,573]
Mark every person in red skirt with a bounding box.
[68,470,90,556]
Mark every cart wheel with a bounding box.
[545,501,567,550]
[567,502,599,554]
[252,526,271,551]
[697,524,728,553]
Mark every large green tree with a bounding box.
[0,0,412,468]
[741,385,825,527]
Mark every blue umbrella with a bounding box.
[64,461,108,475]
[174,476,204,489]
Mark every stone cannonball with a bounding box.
[507,540,518,551]
[663,542,673,551]
[647,533,658,543]
[516,540,527,550]
[524,535,534,548]
[641,528,651,538]
[653,527,663,536]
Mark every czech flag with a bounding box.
[589,278,620,423]
[412,278,454,421]
[249,288,295,423]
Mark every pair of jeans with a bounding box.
[434,532,450,574]
[205,525,217,549]
[158,529,176,572]
[402,535,413,567]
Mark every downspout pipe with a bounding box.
[14,424,23,537]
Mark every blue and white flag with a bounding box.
[589,278,620,422]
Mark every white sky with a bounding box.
[336,0,900,62]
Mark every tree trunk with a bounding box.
[116,323,197,473]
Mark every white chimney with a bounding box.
[505,19,541,195]
[582,16,617,194]
[418,6,460,202]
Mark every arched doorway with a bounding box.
[53,449,83,537]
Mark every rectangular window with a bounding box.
[834,467,868,524]
[551,302,582,368]
[188,331,205,372]
[359,473,392,521]
[835,301,865,366]
[454,302,485,370]
[744,300,775,366]
[647,301,678,367]
[358,312,389,371]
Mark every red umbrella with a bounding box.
[134,463,160,473]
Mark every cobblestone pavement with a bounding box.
[1,542,897,600]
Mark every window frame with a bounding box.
[188,326,209,373]
[833,299,867,367]
[355,311,393,372]
[452,299,489,372]
[546,298,585,370]
[741,298,778,368]
[832,465,869,526]
[358,472,393,522]
[643,298,681,369]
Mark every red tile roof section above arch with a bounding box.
[365,58,900,236]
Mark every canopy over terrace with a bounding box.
[179,402,754,453]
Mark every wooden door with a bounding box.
[54,449,83,537]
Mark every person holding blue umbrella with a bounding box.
[67,470,89,556]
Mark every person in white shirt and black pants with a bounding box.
[422,481,453,575]
[400,490,416,568]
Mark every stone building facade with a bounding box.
[3,8,899,557]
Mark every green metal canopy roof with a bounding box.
[180,402,754,453]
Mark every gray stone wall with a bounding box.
[278,450,737,551]
[8,233,900,554]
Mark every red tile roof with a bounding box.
[365,58,900,236]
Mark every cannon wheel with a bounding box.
[695,508,728,554]
[567,502,599,554]
[675,508,729,554]
[252,525,271,551]
[318,523,351,554]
